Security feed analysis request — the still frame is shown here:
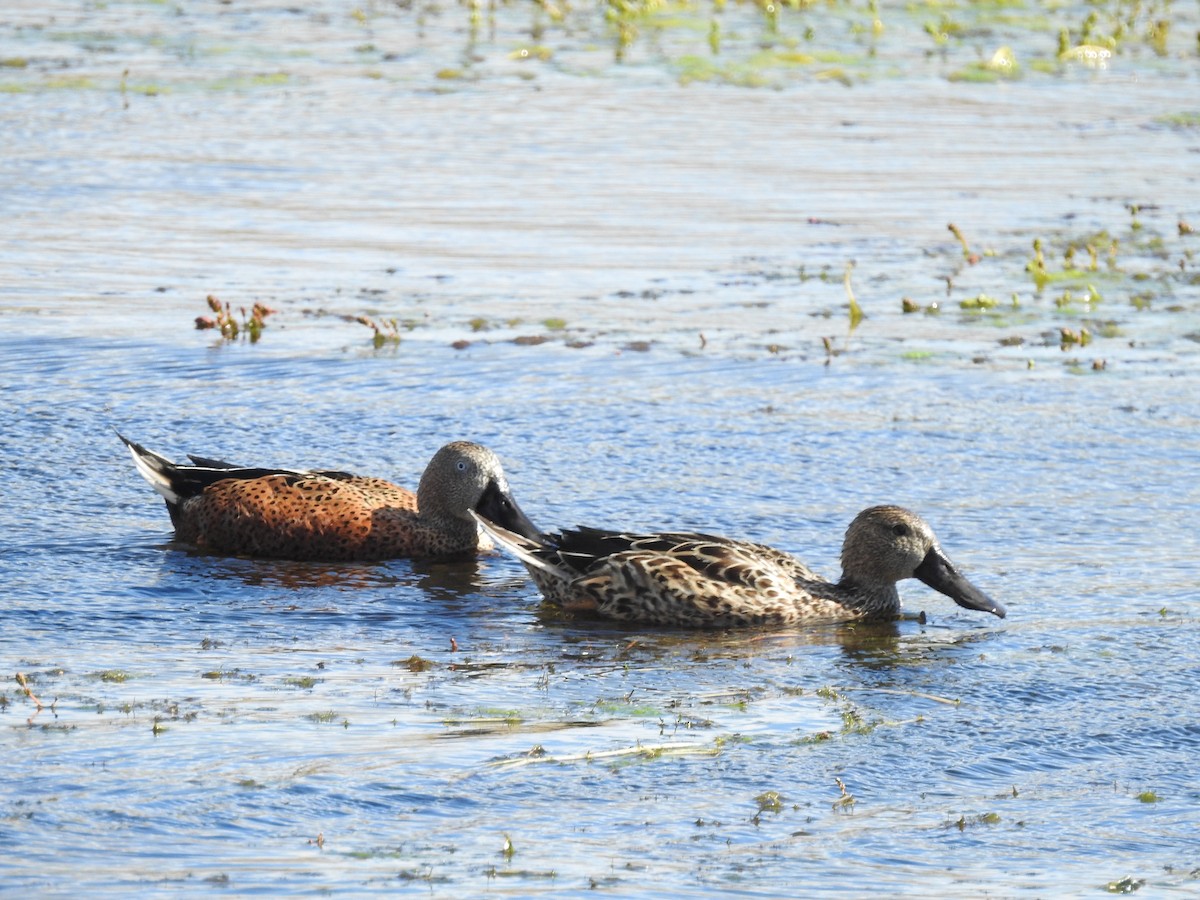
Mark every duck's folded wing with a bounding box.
[551,528,762,574]
[572,541,805,626]
[658,539,807,590]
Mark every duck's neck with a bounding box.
[837,577,901,618]
[423,507,476,536]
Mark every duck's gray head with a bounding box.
[841,505,1006,618]
[418,442,542,540]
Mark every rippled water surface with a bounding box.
[3,1,1200,896]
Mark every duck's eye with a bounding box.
[892,524,909,537]
[456,460,468,472]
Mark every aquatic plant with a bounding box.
[754,789,784,816]
[195,294,275,342]
[14,672,47,712]
[355,315,402,348]
[948,223,980,265]
[1106,876,1146,893]
[960,294,999,311]
[4,0,1195,97]
[844,261,863,332]
[397,654,435,672]
[953,812,1001,829]
[832,776,854,810]
[1027,239,1049,291]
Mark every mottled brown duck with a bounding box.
[474,505,1006,627]
[120,434,539,561]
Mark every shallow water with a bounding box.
[3,1,1200,896]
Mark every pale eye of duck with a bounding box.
[457,461,468,472]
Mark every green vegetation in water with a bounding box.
[948,223,980,264]
[397,654,435,672]
[1059,326,1092,347]
[1136,790,1160,803]
[3,0,1192,95]
[953,812,1001,829]
[92,670,130,683]
[960,294,999,310]
[208,72,290,91]
[843,262,863,333]
[754,790,784,813]
[948,45,1020,83]
[356,315,402,348]
[832,776,855,810]
[44,75,97,90]
[594,698,662,717]
[195,294,275,343]
[451,708,524,726]
[306,711,338,723]
[796,730,834,745]
[1155,112,1200,128]
[284,676,320,689]
[510,45,554,62]
[1106,876,1146,893]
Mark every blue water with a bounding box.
[3,0,1200,896]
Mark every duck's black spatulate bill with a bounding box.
[914,548,1007,618]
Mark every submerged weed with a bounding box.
[195,294,275,343]
[397,655,435,672]
[754,790,784,814]
[355,315,402,348]
[960,294,998,310]
[832,776,855,810]
[92,670,130,683]
[953,812,1001,829]
[1106,876,1146,893]
[844,262,863,333]
[1156,112,1200,128]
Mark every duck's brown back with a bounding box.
[177,474,423,561]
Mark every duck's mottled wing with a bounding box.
[545,526,647,574]
[724,539,822,583]
[549,528,751,573]
[572,539,809,627]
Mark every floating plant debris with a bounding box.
[195,294,275,342]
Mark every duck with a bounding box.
[119,434,540,561]
[473,505,1006,627]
